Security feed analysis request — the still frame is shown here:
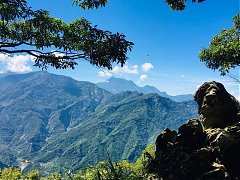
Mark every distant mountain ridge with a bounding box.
[0,72,197,173]
[97,77,193,102]
[0,71,110,165]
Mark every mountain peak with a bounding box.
[107,77,136,84]
[97,77,139,94]
[97,77,193,102]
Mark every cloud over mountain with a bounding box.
[0,54,33,73]
[142,63,154,72]
[98,64,139,78]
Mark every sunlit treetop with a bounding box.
[199,14,240,75]
[0,0,133,70]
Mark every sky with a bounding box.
[0,0,239,98]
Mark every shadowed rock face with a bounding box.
[194,81,240,128]
[148,82,240,180]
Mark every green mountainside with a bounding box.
[0,72,110,167]
[97,77,193,102]
[0,72,197,173]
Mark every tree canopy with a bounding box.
[75,0,207,11]
[166,0,206,10]
[199,14,240,75]
[73,0,108,9]
[0,0,133,70]
[1,0,238,75]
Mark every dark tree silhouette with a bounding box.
[76,0,207,10]
[166,0,206,10]
[0,0,133,70]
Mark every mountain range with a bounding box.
[97,77,193,102]
[0,72,197,173]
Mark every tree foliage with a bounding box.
[75,0,207,11]
[199,14,240,75]
[73,0,108,9]
[166,0,206,10]
[0,145,155,179]
[0,0,211,71]
[0,0,133,70]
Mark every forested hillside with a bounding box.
[97,77,193,102]
[0,72,197,173]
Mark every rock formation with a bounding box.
[147,81,240,180]
[194,81,240,128]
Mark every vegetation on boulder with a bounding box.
[147,81,240,179]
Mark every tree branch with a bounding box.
[227,73,240,83]
[0,42,23,48]
[0,48,86,60]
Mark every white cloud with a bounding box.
[0,54,34,73]
[97,64,139,78]
[111,65,138,74]
[140,74,148,81]
[98,62,154,79]
[142,63,154,72]
[98,71,112,78]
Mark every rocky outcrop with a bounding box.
[147,82,240,180]
[194,81,240,128]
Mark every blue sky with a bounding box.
[0,0,239,97]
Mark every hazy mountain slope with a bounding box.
[0,72,197,173]
[141,85,169,97]
[97,77,193,102]
[96,77,167,97]
[0,72,110,166]
[32,92,197,172]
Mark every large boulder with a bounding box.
[194,81,240,128]
[147,82,240,180]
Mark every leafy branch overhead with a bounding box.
[166,0,206,10]
[1,0,238,75]
[75,0,207,11]
[0,0,133,70]
[199,14,240,75]
[73,0,108,9]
